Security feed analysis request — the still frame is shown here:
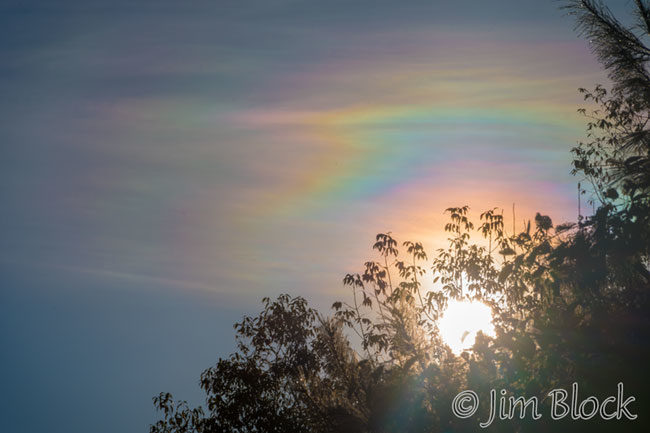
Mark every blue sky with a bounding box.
[0,1,621,431]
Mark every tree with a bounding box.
[566,0,650,240]
[151,295,372,433]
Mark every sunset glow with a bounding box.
[438,299,496,354]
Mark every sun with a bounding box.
[438,299,495,354]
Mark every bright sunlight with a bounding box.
[438,299,495,354]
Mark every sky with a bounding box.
[0,0,621,431]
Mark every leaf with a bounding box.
[605,188,619,200]
[498,263,513,283]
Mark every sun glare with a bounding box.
[438,299,495,354]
